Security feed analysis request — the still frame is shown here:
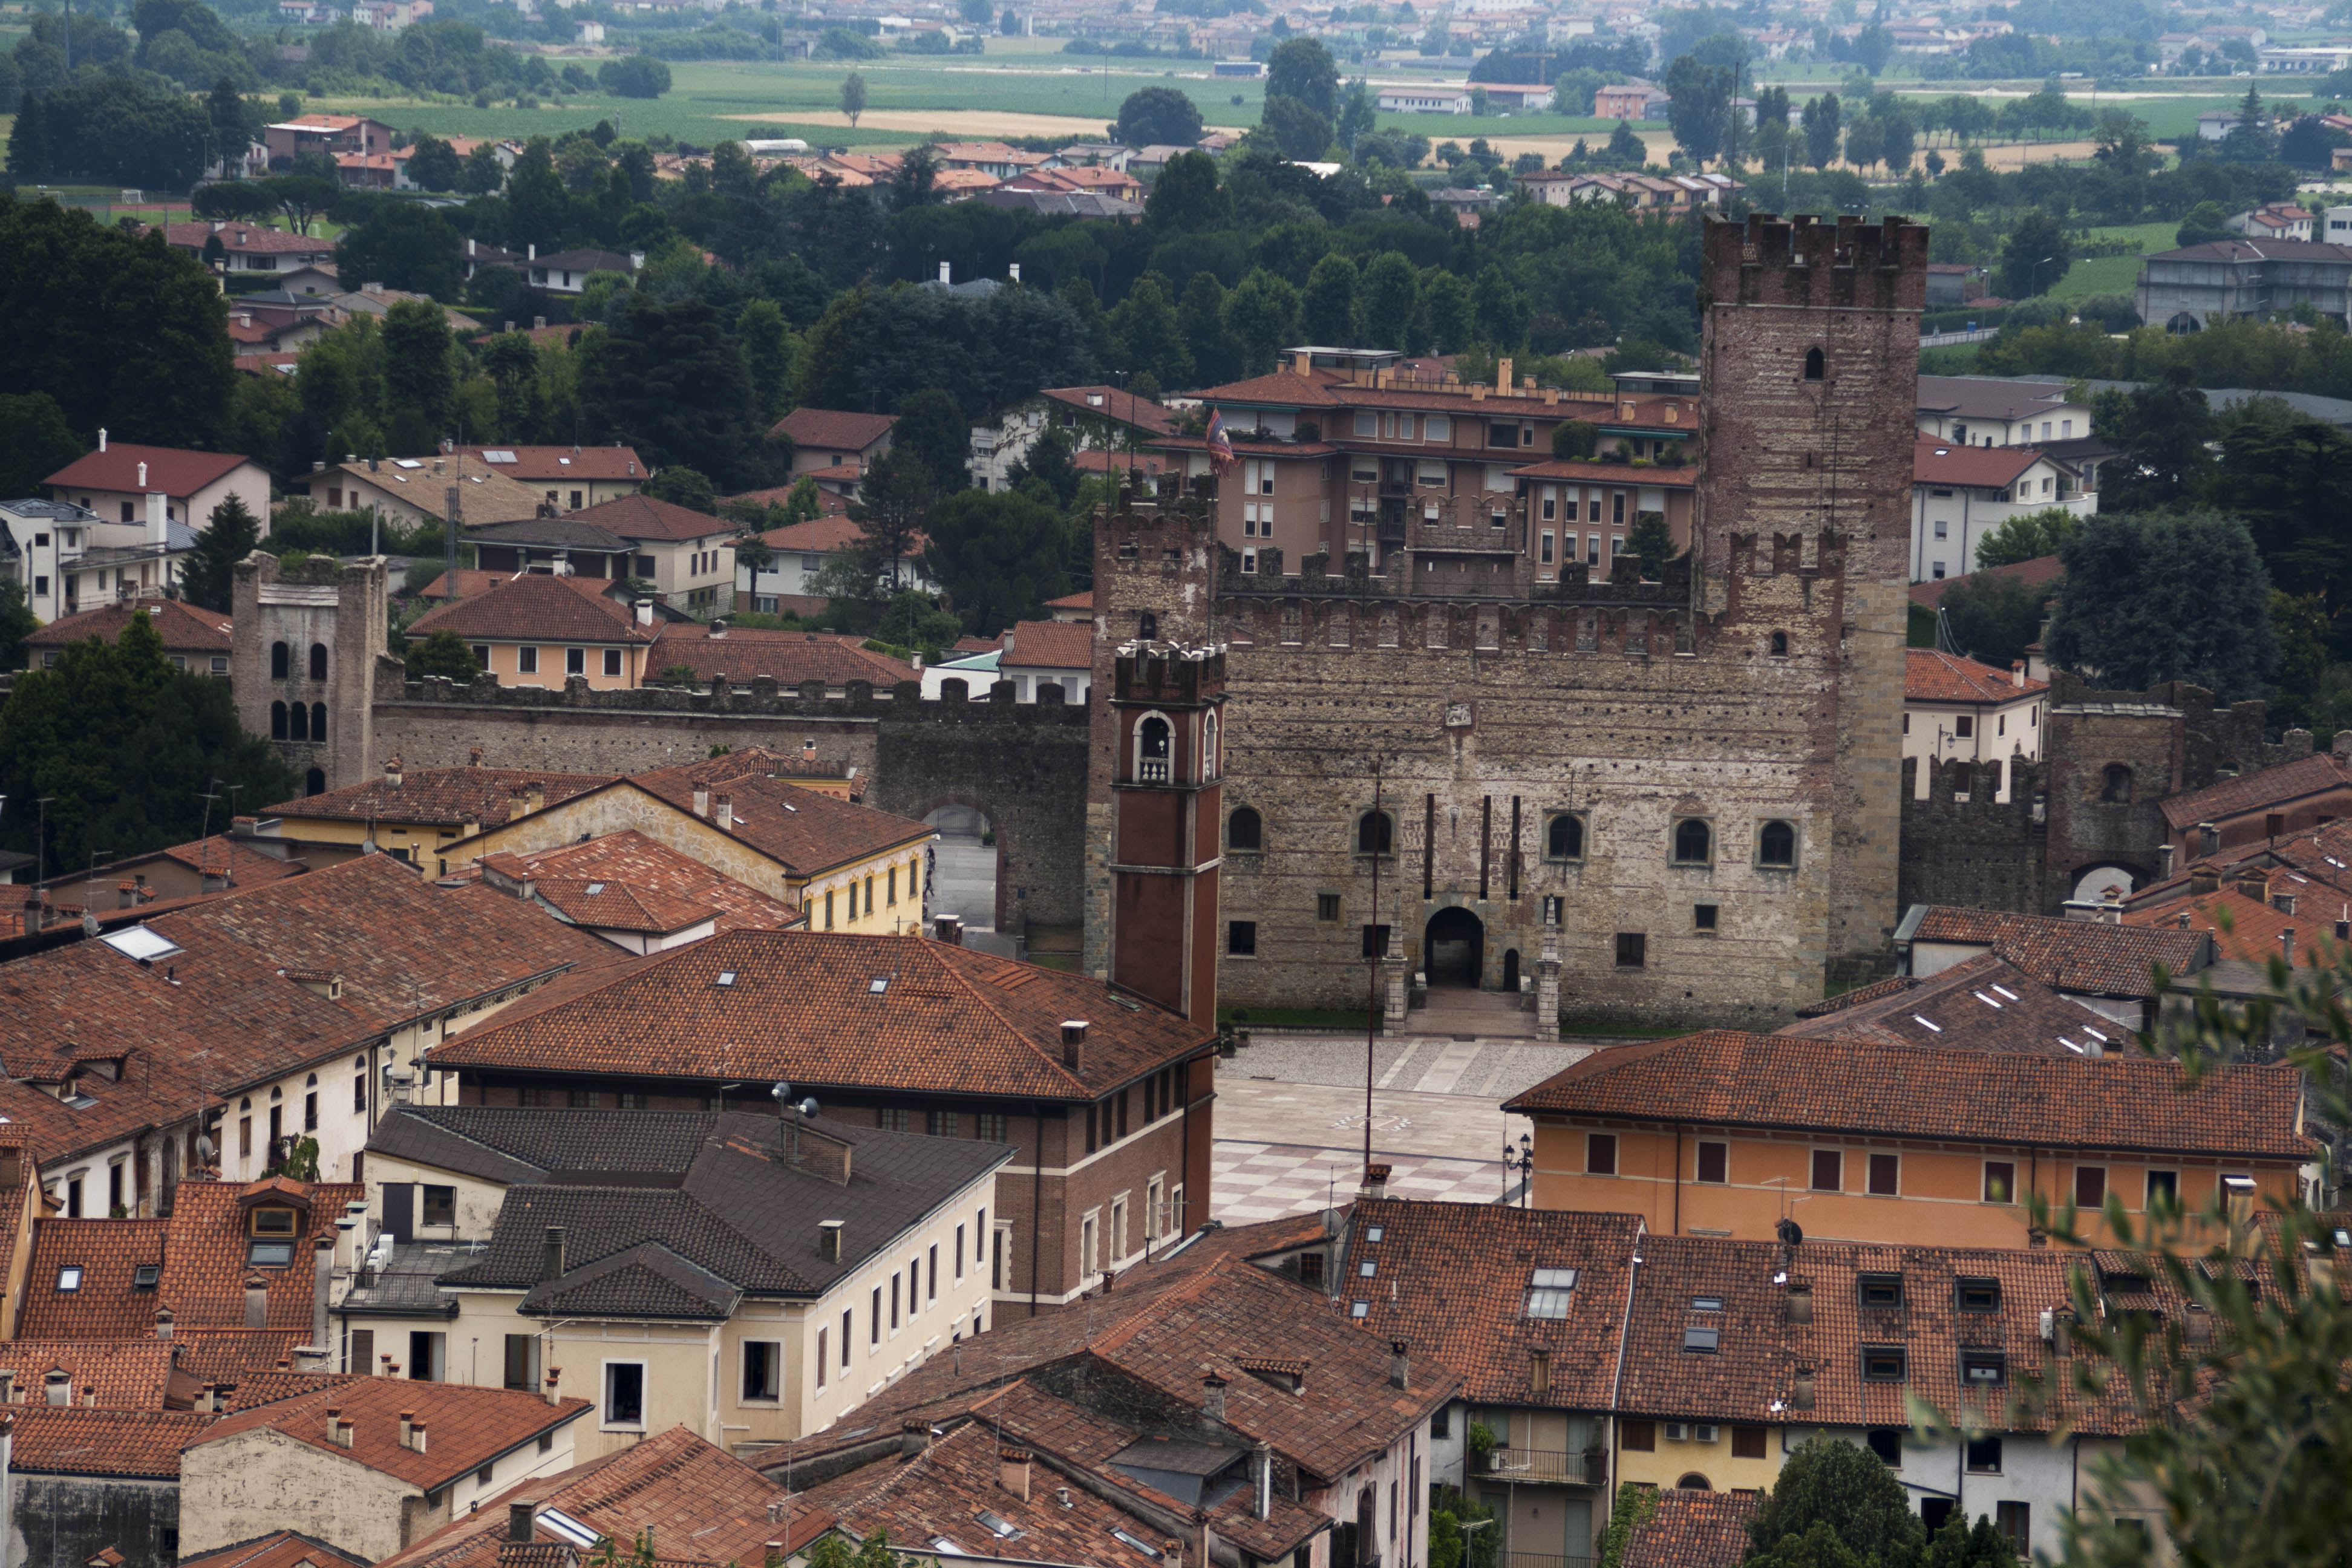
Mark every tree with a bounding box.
[459,140,506,195]
[1351,253,1419,355]
[8,74,207,189]
[405,132,462,192]
[503,138,570,253]
[2091,371,2218,512]
[0,391,83,500]
[1007,423,1080,507]
[1938,570,2048,668]
[1802,91,1842,169]
[1109,272,1191,390]
[1972,506,2078,568]
[1223,269,1300,377]
[1263,96,1335,161]
[1663,53,1736,167]
[1146,151,1230,232]
[1178,273,1241,390]
[0,611,297,875]
[334,203,463,300]
[1301,253,1359,347]
[1628,512,1674,578]
[1606,120,1645,165]
[180,495,264,615]
[1118,86,1204,148]
[405,629,483,681]
[740,298,795,426]
[598,54,671,99]
[2045,508,2276,701]
[895,388,972,494]
[1266,36,1339,118]
[877,588,963,660]
[2175,200,2232,247]
[920,488,1071,634]
[852,446,936,591]
[1417,270,1473,356]
[641,466,718,513]
[0,578,36,673]
[1998,209,2072,299]
[381,299,456,455]
[841,70,868,129]
[1748,1437,1924,1566]
[582,297,768,490]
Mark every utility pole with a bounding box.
[443,484,461,603]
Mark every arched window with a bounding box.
[288,702,309,741]
[1803,347,1824,381]
[270,701,288,740]
[1759,820,1797,866]
[1138,612,1158,641]
[311,702,328,744]
[270,1088,283,1102]
[2101,764,2133,803]
[270,641,290,680]
[1547,814,1584,861]
[1135,714,1172,783]
[1227,806,1263,852]
[1672,818,1712,864]
[1203,711,1220,780]
[305,1073,316,1087]
[305,768,325,796]
[309,642,328,681]
[1769,630,1789,656]
[239,1097,250,1112]
[1676,1474,1713,1491]
[1356,811,1394,855]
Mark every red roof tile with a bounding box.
[2120,882,2332,967]
[1904,906,2212,996]
[1621,1489,1759,1568]
[1782,953,2119,1056]
[566,494,731,544]
[2158,752,2352,832]
[646,626,917,688]
[430,926,1214,1102]
[773,409,898,453]
[0,1341,186,1410]
[1042,591,1093,612]
[998,619,1091,672]
[155,1179,364,1331]
[1504,1029,2310,1160]
[1905,647,2044,704]
[148,222,332,258]
[409,569,521,601]
[265,766,616,828]
[192,1377,590,1491]
[1041,386,1178,436]
[25,599,233,653]
[406,574,655,645]
[621,750,929,874]
[470,832,801,935]
[1907,554,2064,610]
[177,1530,371,1568]
[1912,435,2042,489]
[19,1220,170,1339]
[459,446,647,483]
[7,1405,214,1477]
[45,444,254,499]
[751,515,913,555]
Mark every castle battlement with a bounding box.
[377,663,1091,728]
[1702,212,1931,311]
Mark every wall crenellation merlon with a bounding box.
[373,662,1091,727]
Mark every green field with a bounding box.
[2050,220,2197,298]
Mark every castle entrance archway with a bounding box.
[1424,907,1484,987]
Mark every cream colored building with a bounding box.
[346,1105,1011,1462]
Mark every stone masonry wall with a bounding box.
[1898,756,2050,915]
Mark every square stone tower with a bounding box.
[1695,213,1929,972]
[232,551,388,795]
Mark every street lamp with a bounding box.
[2032,255,2056,295]
[1501,1132,1534,1207]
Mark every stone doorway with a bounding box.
[1423,906,1484,987]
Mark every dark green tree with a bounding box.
[598,54,671,99]
[0,611,297,873]
[1663,53,1735,166]
[1628,512,1674,578]
[840,70,868,128]
[2091,371,2218,512]
[581,297,766,489]
[920,488,1071,635]
[1109,272,1192,390]
[503,138,571,253]
[1802,91,1841,169]
[0,391,83,499]
[1746,1437,1924,1566]
[2046,508,2277,701]
[404,132,462,192]
[334,204,463,299]
[1178,272,1241,388]
[1224,268,1301,376]
[740,298,795,426]
[641,466,718,513]
[1117,86,1205,148]
[851,446,936,592]
[1998,208,2072,299]
[1354,252,1419,354]
[1606,120,1645,165]
[380,299,456,454]
[1301,253,1359,347]
[0,578,36,673]
[1266,36,1339,117]
[1938,570,2049,668]
[2215,402,2352,606]
[179,494,264,615]
[1146,151,1231,232]
[1971,506,2078,567]
[1417,269,1473,356]
[459,140,506,195]
[404,629,483,681]
[1006,423,1080,507]
[1263,96,1335,160]
[1552,421,1598,459]
[895,388,972,494]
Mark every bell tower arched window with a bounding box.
[1134,714,1172,783]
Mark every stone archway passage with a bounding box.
[1424,906,1484,987]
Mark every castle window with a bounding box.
[1758,820,1797,867]
[270,701,288,740]
[1769,631,1789,656]
[1135,715,1172,783]
[309,642,328,681]
[1203,712,1220,780]
[289,701,310,742]
[1671,818,1712,865]
[2101,764,2133,803]
[270,641,290,680]
[1227,807,1263,852]
[1138,612,1157,640]
[1355,811,1394,855]
[1546,814,1584,861]
[1227,921,1257,956]
[312,704,327,745]
[1803,347,1825,381]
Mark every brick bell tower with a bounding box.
[1105,641,1227,1028]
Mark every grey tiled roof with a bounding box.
[368,1107,722,1186]
[340,1240,485,1318]
[520,1241,742,1319]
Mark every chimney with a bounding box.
[1061,1019,1087,1070]
[1,1372,17,1406]
[544,1367,561,1406]
[312,1236,333,1354]
[534,316,547,330]
[137,460,149,488]
[384,756,403,788]
[635,599,654,626]
[509,1504,535,1543]
[411,1419,428,1453]
[244,1273,269,1328]
[710,618,729,640]
[901,1419,933,1457]
[1388,1340,1409,1390]
[2158,843,2176,878]
[711,793,733,832]
[693,783,710,818]
[2275,890,2299,915]
[41,1371,65,1408]
[1252,1443,1272,1521]
[2189,863,2221,896]
[934,914,964,946]
[1364,1163,1391,1200]
[117,881,136,910]
[325,1406,350,1446]
[525,782,544,815]
[2177,909,2193,929]
[468,746,483,767]
[528,243,537,261]
[146,489,168,548]
[2237,866,2269,901]
[938,261,952,284]
[98,428,108,452]
[399,1410,415,1448]
[2199,823,2221,857]
[154,1307,173,1341]
[1008,262,1021,283]
[1496,357,1513,394]
[2012,659,2027,688]
[818,1220,843,1263]
[1201,1374,1227,1422]
[998,1448,1032,1501]
[541,1227,566,1281]
[80,1385,96,1408]
[2281,927,2296,964]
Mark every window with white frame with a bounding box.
[603,1361,646,1426]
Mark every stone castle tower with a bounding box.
[231,551,388,797]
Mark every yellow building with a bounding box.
[256,762,619,867]
[403,572,659,691]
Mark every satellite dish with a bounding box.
[1776,1217,1804,1247]
[195,1134,216,1161]
[81,913,100,938]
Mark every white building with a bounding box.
[1910,437,2094,583]
[1903,647,2048,803]
[0,497,195,624]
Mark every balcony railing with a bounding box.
[1480,1447,1606,1486]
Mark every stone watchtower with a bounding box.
[231,551,389,796]
[1694,213,1928,973]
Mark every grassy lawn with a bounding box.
[2051,253,2148,299]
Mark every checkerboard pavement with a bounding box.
[1211,1141,1518,1224]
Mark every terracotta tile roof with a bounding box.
[195,1376,589,1489]
[1621,1489,1759,1568]
[6,1405,215,1477]
[1042,591,1093,612]
[430,927,1214,1102]
[1912,435,2043,489]
[149,222,333,259]
[523,877,713,935]
[2159,752,2352,832]
[143,835,312,895]
[621,751,929,875]
[1503,1030,2310,1160]
[998,619,1091,673]
[45,444,254,498]
[376,1426,828,1568]
[471,832,801,935]
[0,1341,185,1409]
[407,573,655,646]
[751,515,907,554]
[774,409,898,452]
[26,599,234,653]
[328,456,547,528]
[1779,953,2121,1056]
[410,569,521,601]
[647,626,917,689]
[1903,906,2212,997]
[459,446,647,484]
[723,485,851,520]
[154,1179,364,1330]
[1907,554,2063,609]
[1040,387,1178,435]
[567,494,732,544]
[19,1220,169,1339]
[177,1530,371,1568]
[1904,647,2044,704]
[1504,459,1697,487]
[1340,1200,1641,1409]
[264,766,616,828]
[2121,883,2334,967]
[171,1330,321,1396]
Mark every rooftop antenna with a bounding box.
[197,779,224,884]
